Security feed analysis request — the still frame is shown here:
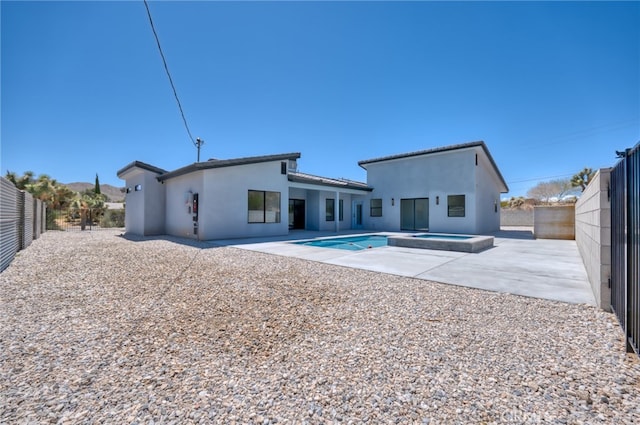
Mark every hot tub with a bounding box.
[387,233,493,253]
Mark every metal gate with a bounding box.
[610,141,640,355]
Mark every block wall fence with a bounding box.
[574,169,611,311]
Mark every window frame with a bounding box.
[248,190,281,223]
[370,198,383,217]
[447,194,465,217]
[326,198,335,222]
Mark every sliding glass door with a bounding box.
[400,198,429,231]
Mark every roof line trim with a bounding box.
[117,161,167,178]
[358,141,508,192]
[157,152,301,182]
[288,171,372,191]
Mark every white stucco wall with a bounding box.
[306,191,320,231]
[363,148,478,233]
[143,171,166,235]
[193,161,290,240]
[474,151,502,233]
[314,191,352,232]
[123,171,145,236]
[289,188,306,199]
[165,172,204,239]
[122,168,166,236]
[361,146,505,234]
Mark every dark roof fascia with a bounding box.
[358,141,487,167]
[358,141,508,192]
[157,152,301,182]
[288,172,372,192]
[117,161,167,178]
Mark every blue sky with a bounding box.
[2,1,638,197]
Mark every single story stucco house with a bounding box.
[117,141,508,240]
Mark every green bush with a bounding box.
[100,209,125,228]
[46,209,63,230]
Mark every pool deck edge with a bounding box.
[388,234,494,253]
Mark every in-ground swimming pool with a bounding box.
[294,235,388,251]
[294,233,493,253]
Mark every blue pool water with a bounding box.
[414,234,471,240]
[295,235,388,251]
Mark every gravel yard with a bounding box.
[1,230,639,424]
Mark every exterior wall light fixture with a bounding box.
[436,196,439,205]
[391,198,395,206]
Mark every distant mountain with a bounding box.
[64,182,125,202]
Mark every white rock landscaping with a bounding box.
[1,230,638,423]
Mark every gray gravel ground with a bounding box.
[1,230,639,424]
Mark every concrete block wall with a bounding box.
[575,169,611,311]
[500,209,534,226]
[534,205,575,240]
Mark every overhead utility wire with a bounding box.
[507,119,637,153]
[143,0,196,146]
[507,173,575,184]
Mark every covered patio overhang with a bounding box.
[287,172,372,232]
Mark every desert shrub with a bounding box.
[46,209,63,230]
[100,209,125,228]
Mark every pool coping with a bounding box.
[292,233,389,251]
[388,233,494,253]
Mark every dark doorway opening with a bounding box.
[289,199,305,229]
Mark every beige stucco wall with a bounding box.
[501,209,534,226]
[534,205,575,240]
[575,169,611,311]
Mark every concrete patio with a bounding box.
[210,227,596,306]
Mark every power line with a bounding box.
[143,0,196,147]
[505,118,638,153]
[507,173,575,184]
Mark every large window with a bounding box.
[326,198,335,222]
[248,190,281,223]
[447,195,465,217]
[370,198,382,217]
